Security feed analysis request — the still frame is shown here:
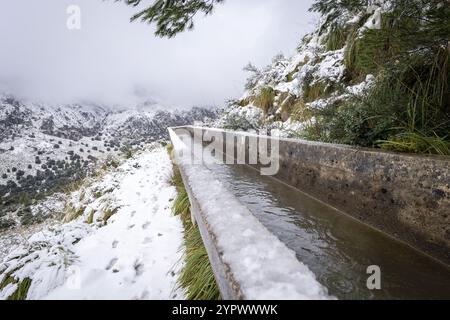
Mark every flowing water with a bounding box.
[203,160,450,300]
[174,131,450,299]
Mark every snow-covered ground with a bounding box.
[0,145,185,300]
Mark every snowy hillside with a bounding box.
[0,93,217,233]
[216,3,381,135]
[217,0,449,155]
[0,145,185,299]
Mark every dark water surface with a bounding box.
[204,160,450,299]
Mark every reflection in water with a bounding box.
[204,162,450,300]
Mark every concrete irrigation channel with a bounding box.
[169,126,450,300]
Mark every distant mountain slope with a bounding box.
[0,94,217,230]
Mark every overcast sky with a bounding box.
[0,0,317,108]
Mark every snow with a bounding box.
[274,78,299,94]
[315,49,346,83]
[170,128,332,300]
[0,146,185,300]
[214,104,264,130]
[346,74,376,96]
[363,7,383,30]
[214,1,389,139]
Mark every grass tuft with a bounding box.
[0,274,32,300]
[103,207,119,224]
[178,226,221,300]
[7,278,32,300]
[254,87,275,115]
[303,81,329,103]
[86,210,95,224]
[63,205,86,223]
[325,23,349,51]
[379,131,450,155]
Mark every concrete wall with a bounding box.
[169,127,332,299]
[174,158,244,299]
[180,126,450,265]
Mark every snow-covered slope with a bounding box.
[0,146,185,299]
[0,93,217,231]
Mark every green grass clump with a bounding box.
[86,210,95,224]
[325,22,349,51]
[0,274,32,300]
[167,143,174,158]
[254,87,275,115]
[0,274,16,291]
[178,225,221,300]
[122,147,134,159]
[103,207,119,224]
[238,97,253,107]
[304,48,450,153]
[344,13,398,82]
[63,205,86,223]
[286,66,300,82]
[93,190,103,199]
[379,131,450,155]
[7,278,32,300]
[102,158,120,171]
[173,189,191,222]
[303,81,329,103]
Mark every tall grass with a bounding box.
[306,32,450,155]
[378,50,450,155]
[177,224,220,300]
[379,131,450,155]
[254,87,275,115]
[325,23,349,51]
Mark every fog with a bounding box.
[0,0,317,108]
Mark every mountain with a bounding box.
[0,94,218,230]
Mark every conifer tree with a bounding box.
[120,0,224,38]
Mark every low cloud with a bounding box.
[0,0,317,108]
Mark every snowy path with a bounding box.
[45,147,185,299]
[0,146,185,300]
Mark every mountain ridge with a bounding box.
[0,93,218,230]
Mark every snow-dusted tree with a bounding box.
[120,0,224,38]
[243,63,261,90]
